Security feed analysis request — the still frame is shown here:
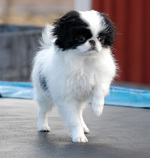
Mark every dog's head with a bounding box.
[53,10,116,55]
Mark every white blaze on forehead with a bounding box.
[79,10,105,37]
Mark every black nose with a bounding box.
[89,40,95,46]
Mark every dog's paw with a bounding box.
[92,97,104,117]
[38,125,51,132]
[92,104,104,117]
[72,136,88,143]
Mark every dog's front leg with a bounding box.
[92,87,106,117]
[57,100,88,143]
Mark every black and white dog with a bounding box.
[32,10,117,143]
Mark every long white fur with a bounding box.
[32,10,116,143]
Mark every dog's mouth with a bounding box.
[82,47,99,56]
[88,46,97,52]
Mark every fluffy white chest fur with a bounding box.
[34,46,115,100]
[31,10,117,143]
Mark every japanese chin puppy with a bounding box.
[32,10,117,143]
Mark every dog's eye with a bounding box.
[78,35,86,43]
[98,36,104,43]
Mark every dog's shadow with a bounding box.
[35,132,126,158]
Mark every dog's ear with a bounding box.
[100,13,117,47]
[52,10,88,50]
[53,10,82,37]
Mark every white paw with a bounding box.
[92,104,104,117]
[38,125,51,132]
[72,136,88,143]
[92,97,104,117]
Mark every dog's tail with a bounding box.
[39,24,54,49]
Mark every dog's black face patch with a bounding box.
[98,13,117,47]
[52,10,92,51]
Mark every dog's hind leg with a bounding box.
[36,97,53,132]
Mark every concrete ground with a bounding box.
[0,98,150,158]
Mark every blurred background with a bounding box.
[0,0,150,87]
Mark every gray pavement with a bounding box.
[0,98,150,158]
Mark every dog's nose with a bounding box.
[89,40,95,46]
